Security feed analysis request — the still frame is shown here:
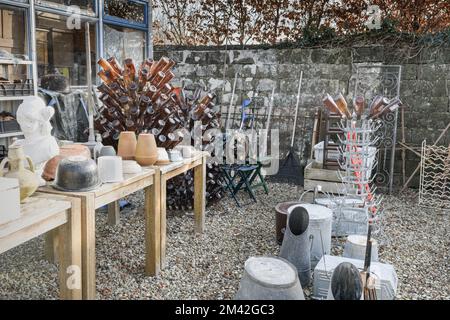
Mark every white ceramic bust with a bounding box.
[13,96,59,184]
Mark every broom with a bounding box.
[272,72,304,185]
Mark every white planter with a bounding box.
[0,177,21,224]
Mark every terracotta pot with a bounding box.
[135,133,158,166]
[42,144,91,181]
[0,145,39,202]
[117,131,137,160]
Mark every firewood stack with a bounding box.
[94,57,224,207]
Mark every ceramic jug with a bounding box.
[117,131,137,160]
[0,145,39,202]
[135,133,158,166]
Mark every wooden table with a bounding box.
[151,151,208,269]
[0,193,81,300]
[38,168,159,300]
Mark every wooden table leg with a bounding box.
[80,195,96,300]
[107,201,120,226]
[44,229,59,264]
[194,156,206,233]
[160,176,167,269]
[145,171,160,276]
[57,197,82,300]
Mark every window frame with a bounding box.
[102,0,148,31]
[34,0,97,18]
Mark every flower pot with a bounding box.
[135,133,158,166]
[42,144,91,181]
[0,145,39,202]
[117,131,137,160]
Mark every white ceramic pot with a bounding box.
[122,160,142,174]
[98,156,123,183]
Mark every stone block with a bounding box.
[256,64,277,78]
[290,49,312,64]
[257,78,277,92]
[352,46,384,63]
[184,51,208,64]
[207,51,230,65]
[311,48,351,64]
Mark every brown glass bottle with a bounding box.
[323,94,342,116]
[150,71,165,88]
[150,57,170,76]
[98,70,113,84]
[97,83,118,100]
[107,57,124,75]
[138,68,149,91]
[334,93,351,118]
[354,95,365,119]
[157,71,175,89]
[124,58,136,81]
[119,96,131,114]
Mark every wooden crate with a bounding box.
[304,160,344,194]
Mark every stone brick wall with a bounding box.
[154,45,450,187]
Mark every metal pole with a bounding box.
[29,0,38,95]
[266,87,275,131]
[97,0,104,81]
[85,22,96,147]
[290,71,303,148]
[147,0,154,59]
[226,71,239,130]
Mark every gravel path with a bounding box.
[0,183,448,300]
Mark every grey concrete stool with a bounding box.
[327,262,363,300]
[343,234,379,262]
[235,256,305,300]
[279,206,311,287]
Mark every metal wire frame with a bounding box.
[419,140,450,211]
[352,64,402,194]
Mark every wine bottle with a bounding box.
[97,70,114,85]
[97,83,118,100]
[124,58,136,81]
[98,58,121,79]
[157,71,175,89]
[354,95,365,119]
[119,96,131,114]
[107,57,124,75]
[150,57,170,76]
[323,94,342,116]
[138,68,149,91]
[335,93,351,118]
[161,59,176,73]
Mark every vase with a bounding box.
[0,145,39,202]
[135,133,158,166]
[117,131,137,160]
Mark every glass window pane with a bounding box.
[0,5,29,83]
[36,11,96,87]
[35,1,95,15]
[104,24,145,64]
[104,0,146,25]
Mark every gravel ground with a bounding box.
[0,183,448,300]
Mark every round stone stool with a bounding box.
[235,256,305,300]
[343,234,379,262]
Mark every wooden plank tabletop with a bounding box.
[0,196,70,239]
[152,151,208,174]
[39,167,156,198]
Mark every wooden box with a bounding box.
[304,160,343,194]
[0,177,21,224]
